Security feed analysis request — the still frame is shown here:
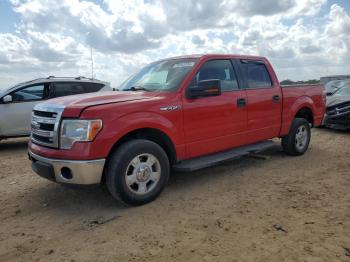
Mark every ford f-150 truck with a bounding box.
[28,54,325,205]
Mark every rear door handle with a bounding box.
[272,95,280,102]
[237,98,246,107]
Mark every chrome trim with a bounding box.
[29,150,106,185]
[32,129,54,138]
[327,112,350,118]
[31,103,65,148]
[326,104,350,118]
[32,116,57,124]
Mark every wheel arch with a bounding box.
[108,128,177,164]
[295,106,314,126]
[280,96,316,136]
[101,127,177,184]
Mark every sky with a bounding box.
[0,0,350,89]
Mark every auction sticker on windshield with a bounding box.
[173,62,195,68]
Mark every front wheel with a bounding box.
[282,118,311,156]
[105,139,170,206]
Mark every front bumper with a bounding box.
[28,150,106,185]
[324,113,350,130]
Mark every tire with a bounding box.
[105,139,170,206]
[282,118,311,156]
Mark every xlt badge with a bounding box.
[160,105,181,111]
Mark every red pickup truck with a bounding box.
[28,54,325,205]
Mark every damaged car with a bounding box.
[325,85,350,130]
[325,79,350,96]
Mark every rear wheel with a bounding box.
[105,139,170,206]
[282,118,311,156]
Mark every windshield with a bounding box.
[326,80,350,93]
[1,82,25,93]
[119,58,198,91]
[333,86,350,96]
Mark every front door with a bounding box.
[182,59,248,159]
[0,84,48,136]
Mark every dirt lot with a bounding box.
[0,128,349,262]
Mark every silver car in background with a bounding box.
[324,84,350,130]
[0,76,111,141]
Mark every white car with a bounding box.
[0,77,111,141]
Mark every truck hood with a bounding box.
[327,96,350,108]
[40,91,160,117]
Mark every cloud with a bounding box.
[192,35,206,46]
[235,0,295,16]
[11,0,163,54]
[326,4,350,38]
[1,0,350,90]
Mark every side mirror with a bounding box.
[187,79,221,99]
[2,95,13,103]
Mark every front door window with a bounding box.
[11,84,45,102]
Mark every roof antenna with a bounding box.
[90,46,94,79]
[86,32,94,79]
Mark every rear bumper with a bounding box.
[28,150,105,185]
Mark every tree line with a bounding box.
[280,79,320,85]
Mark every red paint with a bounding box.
[29,54,326,162]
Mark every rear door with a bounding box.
[236,59,282,144]
[50,82,85,98]
[182,59,248,158]
[0,84,48,136]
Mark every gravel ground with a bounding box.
[0,128,349,262]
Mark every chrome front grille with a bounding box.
[32,110,58,118]
[31,104,65,148]
[327,102,350,118]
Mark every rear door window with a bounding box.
[240,61,272,89]
[51,82,85,98]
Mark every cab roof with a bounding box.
[162,54,267,61]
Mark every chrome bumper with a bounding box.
[28,150,105,185]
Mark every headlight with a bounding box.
[60,119,102,149]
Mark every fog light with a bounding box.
[61,167,73,180]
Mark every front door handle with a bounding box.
[237,98,246,107]
[272,95,280,102]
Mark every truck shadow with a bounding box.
[26,183,126,221]
[0,138,29,152]
[26,144,286,216]
[168,144,284,187]
[23,140,334,221]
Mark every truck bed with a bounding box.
[280,84,325,136]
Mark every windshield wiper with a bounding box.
[123,86,151,92]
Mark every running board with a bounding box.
[173,140,275,172]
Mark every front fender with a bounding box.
[111,111,182,145]
[87,110,185,159]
